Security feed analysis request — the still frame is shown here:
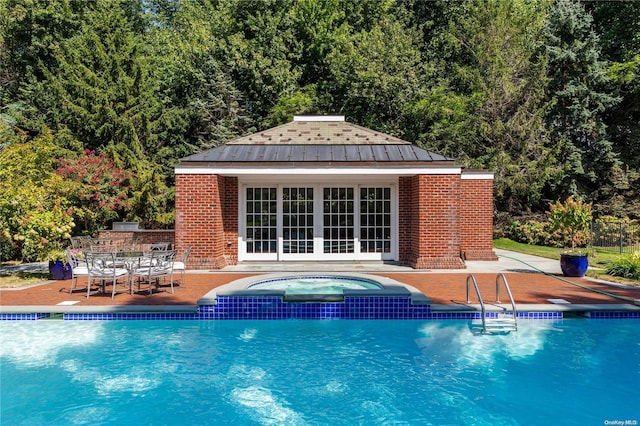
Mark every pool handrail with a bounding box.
[466,274,487,331]
[496,272,518,320]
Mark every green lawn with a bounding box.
[0,271,49,288]
[493,238,639,285]
[493,238,564,260]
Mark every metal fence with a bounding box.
[591,221,640,254]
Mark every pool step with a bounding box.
[484,315,518,333]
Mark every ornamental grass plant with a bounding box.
[606,251,640,281]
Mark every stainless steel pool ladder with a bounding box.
[466,273,518,334]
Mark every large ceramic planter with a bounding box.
[49,260,72,280]
[560,253,588,277]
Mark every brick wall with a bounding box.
[98,230,174,246]
[399,175,465,269]
[221,176,239,265]
[176,171,495,270]
[459,175,498,260]
[398,176,416,265]
[175,174,228,269]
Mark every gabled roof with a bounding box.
[180,116,455,165]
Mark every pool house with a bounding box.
[174,115,497,270]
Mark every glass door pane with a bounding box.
[245,187,277,253]
[323,187,354,253]
[283,187,314,254]
[360,187,391,253]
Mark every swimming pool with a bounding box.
[1,319,638,425]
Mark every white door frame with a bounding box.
[238,178,398,262]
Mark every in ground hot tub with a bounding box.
[248,275,383,296]
[197,273,431,319]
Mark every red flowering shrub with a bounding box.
[55,149,134,233]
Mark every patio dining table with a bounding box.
[113,250,152,294]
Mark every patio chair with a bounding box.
[150,242,170,251]
[171,247,191,288]
[132,250,176,295]
[84,252,129,299]
[65,249,89,294]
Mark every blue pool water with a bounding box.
[1,319,638,425]
[248,276,382,294]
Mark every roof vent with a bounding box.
[294,115,345,122]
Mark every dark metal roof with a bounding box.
[179,116,455,165]
[181,144,453,163]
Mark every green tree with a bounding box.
[0,131,74,261]
[0,0,86,103]
[214,0,300,123]
[328,10,424,132]
[9,1,179,228]
[25,1,148,165]
[588,1,640,218]
[143,0,254,153]
[542,0,621,208]
[406,0,555,213]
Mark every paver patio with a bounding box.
[1,271,638,309]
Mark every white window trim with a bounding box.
[238,179,398,262]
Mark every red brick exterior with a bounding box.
[175,174,238,269]
[176,172,495,269]
[398,175,465,269]
[459,175,498,261]
[398,176,415,266]
[98,230,175,247]
[220,176,239,264]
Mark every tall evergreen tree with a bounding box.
[1,0,86,104]
[587,1,640,217]
[213,0,300,124]
[405,0,554,213]
[327,7,424,132]
[144,0,254,153]
[23,1,148,164]
[10,1,178,227]
[542,0,621,208]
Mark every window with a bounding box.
[245,187,277,253]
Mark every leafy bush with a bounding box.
[547,197,592,250]
[55,149,134,235]
[502,198,593,249]
[14,204,75,262]
[606,251,640,280]
[505,219,551,246]
[0,134,76,262]
[0,230,18,261]
[592,216,640,247]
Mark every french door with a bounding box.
[282,187,314,255]
[241,184,395,261]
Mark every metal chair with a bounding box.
[171,247,191,288]
[132,250,176,295]
[150,242,170,251]
[65,249,89,294]
[84,252,129,299]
